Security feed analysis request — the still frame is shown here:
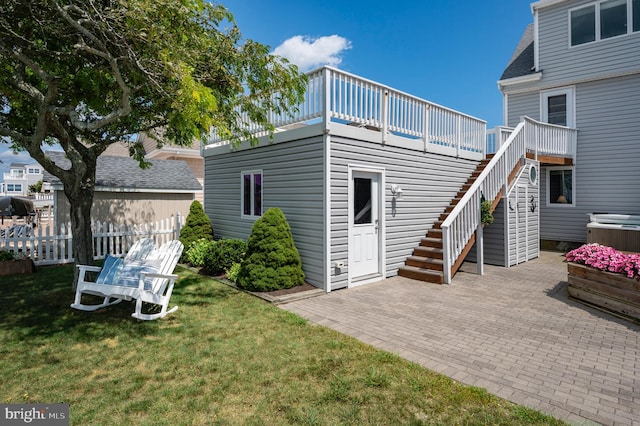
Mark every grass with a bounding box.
[0,264,566,425]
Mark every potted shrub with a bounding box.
[566,243,640,322]
[0,249,36,276]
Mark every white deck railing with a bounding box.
[207,66,486,157]
[0,214,184,266]
[442,116,576,283]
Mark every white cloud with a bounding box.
[273,35,351,72]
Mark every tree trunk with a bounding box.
[63,167,97,291]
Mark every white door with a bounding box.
[350,171,380,279]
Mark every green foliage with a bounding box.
[185,238,215,267]
[225,262,241,283]
[28,180,42,194]
[0,250,16,262]
[237,208,305,292]
[481,200,494,226]
[179,201,214,261]
[0,0,306,263]
[202,239,247,276]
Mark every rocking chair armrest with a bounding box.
[138,272,178,291]
[76,265,102,273]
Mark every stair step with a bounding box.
[431,221,443,230]
[450,197,462,205]
[438,212,449,222]
[427,229,442,239]
[420,237,442,248]
[406,256,444,271]
[413,246,443,259]
[398,265,444,284]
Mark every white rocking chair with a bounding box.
[71,239,184,320]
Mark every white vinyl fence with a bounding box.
[0,213,184,266]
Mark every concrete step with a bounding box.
[398,265,444,284]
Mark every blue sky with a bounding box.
[1,0,535,176]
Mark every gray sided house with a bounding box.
[499,0,640,246]
[204,67,575,290]
[43,152,201,228]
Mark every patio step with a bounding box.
[398,265,444,284]
[405,256,444,271]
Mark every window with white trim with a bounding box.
[541,87,575,128]
[547,167,574,206]
[570,0,640,46]
[241,170,262,218]
[7,184,22,192]
[27,168,40,174]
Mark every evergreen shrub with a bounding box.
[179,201,214,261]
[237,207,305,292]
[202,239,247,276]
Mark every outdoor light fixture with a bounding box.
[390,184,403,200]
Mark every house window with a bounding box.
[241,171,262,218]
[548,168,574,206]
[27,168,40,174]
[601,0,627,39]
[571,5,596,45]
[547,95,568,126]
[7,184,22,192]
[571,0,638,46]
[541,87,575,128]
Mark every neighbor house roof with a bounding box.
[43,151,202,192]
[500,24,536,81]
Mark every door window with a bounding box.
[353,178,372,224]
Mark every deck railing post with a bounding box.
[322,67,331,132]
[381,89,389,144]
[442,226,451,284]
[456,116,461,157]
[422,104,430,152]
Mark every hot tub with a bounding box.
[587,213,640,252]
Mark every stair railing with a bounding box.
[441,121,528,284]
[441,116,577,283]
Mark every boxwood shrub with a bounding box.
[201,239,247,276]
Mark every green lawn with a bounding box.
[0,264,565,425]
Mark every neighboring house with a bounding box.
[1,162,43,196]
[202,67,574,290]
[104,134,204,202]
[498,0,640,246]
[43,152,201,228]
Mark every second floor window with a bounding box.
[571,0,639,46]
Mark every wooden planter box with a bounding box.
[567,262,640,323]
[0,259,36,276]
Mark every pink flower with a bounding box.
[566,244,640,280]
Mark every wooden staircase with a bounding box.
[398,156,520,284]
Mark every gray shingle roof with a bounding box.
[500,24,536,80]
[43,151,201,191]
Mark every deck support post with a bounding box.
[476,219,484,276]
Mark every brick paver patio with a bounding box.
[281,251,640,425]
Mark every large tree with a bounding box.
[0,0,306,274]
